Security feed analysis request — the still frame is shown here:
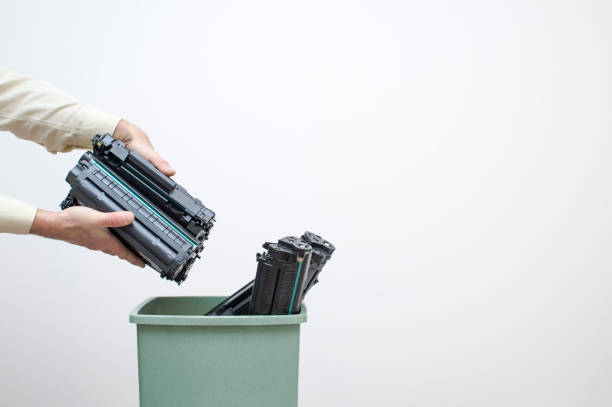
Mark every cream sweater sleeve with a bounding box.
[0,68,122,234]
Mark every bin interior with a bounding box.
[137,296,222,316]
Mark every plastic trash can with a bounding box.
[129,296,307,407]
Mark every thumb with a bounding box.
[135,147,176,177]
[99,211,135,228]
[150,154,176,177]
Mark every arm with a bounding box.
[30,206,145,267]
[0,68,119,153]
[0,195,145,267]
[0,68,174,175]
[0,68,173,266]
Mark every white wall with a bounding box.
[1,1,611,406]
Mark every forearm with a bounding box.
[0,68,121,153]
[28,206,145,267]
[28,208,59,237]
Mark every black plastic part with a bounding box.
[205,232,334,316]
[60,194,76,210]
[205,280,254,316]
[61,134,215,283]
[300,231,336,295]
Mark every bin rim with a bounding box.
[129,296,308,326]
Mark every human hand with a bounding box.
[29,206,145,267]
[113,119,175,177]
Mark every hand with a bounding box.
[112,119,175,177]
[30,206,145,267]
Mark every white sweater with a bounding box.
[0,68,120,233]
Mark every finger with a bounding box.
[103,234,146,267]
[98,211,134,228]
[153,156,176,177]
[134,145,176,177]
[147,151,176,177]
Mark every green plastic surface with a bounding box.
[129,296,307,407]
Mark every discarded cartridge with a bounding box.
[300,231,336,295]
[249,236,312,315]
[206,232,335,316]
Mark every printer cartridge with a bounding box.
[249,236,312,315]
[61,134,215,283]
[300,231,336,295]
[206,232,334,316]
[206,280,254,316]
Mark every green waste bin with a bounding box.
[129,296,307,407]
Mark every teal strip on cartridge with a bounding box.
[287,260,304,314]
[92,159,197,247]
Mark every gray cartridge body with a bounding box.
[61,134,215,283]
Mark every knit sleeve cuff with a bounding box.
[73,105,122,149]
[0,195,38,234]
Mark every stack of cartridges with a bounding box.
[206,231,335,316]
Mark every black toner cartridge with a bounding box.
[249,236,312,315]
[300,231,336,295]
[206,232,335,316]
[61,134,215,283]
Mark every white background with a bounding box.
[1,1,611,406]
